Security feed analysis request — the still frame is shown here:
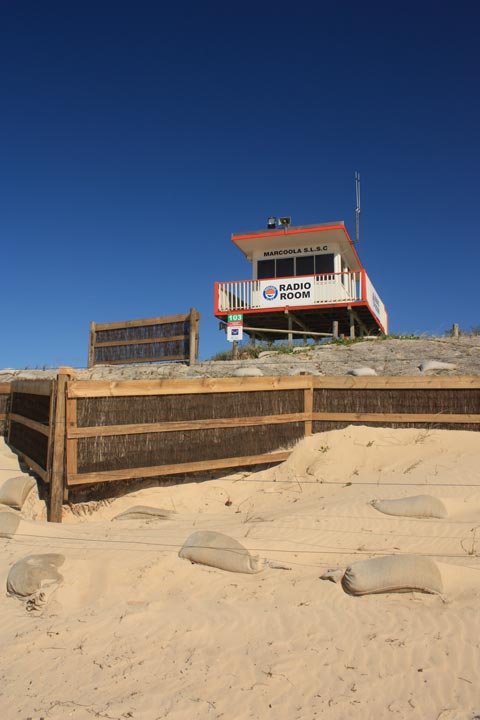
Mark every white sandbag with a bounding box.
[348,367,377,376]
[418,360,456,372]
[233,367,264,377]
[371,495,448,519]
[342,554,443,596]
[7,554,64,598]
[112,505,174,521]
[0,475,36,510]
[0,509,21,538]
[179,530,264,574]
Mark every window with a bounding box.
[257,259,275,279]
[296,255,314,276]
[315,253,335,274]
[257,252,336,279]
[276,258,294,277]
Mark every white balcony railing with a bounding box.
[215,271,388,331]
[216,272,360,311]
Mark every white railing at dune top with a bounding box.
[216,272,363,312]
[364,274,388,329]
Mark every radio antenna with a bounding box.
[355,170,361,244]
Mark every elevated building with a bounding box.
[214,220,388,340]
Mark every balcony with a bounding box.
[215,270,388,333]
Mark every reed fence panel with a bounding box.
[0,383,10,433]
[311,376,480,432]
[66,377,309,486]
[88,309,200,367]
[7,379,56,482]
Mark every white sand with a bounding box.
[1,426,480,719]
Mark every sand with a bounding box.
[1,425,480,719]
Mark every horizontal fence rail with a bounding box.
[4,372,480,522]
[88,308,200,367]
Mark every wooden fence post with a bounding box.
[49,367,72,523]
[189,308,199,366]
[304,378,313,436]
[195,310,200,359]
[88,322,96,368]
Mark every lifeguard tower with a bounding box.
[214,218,388,341]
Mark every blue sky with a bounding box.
[2,1,479,367]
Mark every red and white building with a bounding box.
[214,221,388,340]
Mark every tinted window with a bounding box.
[315,253,335,274]
[276,258,294,277]
[257,260,275,279]
[296,255,314,276]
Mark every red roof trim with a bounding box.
[231,224,363,269]
[232,224,345,241]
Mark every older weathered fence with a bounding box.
[0,383,10,433]
[88,308,200,367]
[7,379,56,483]
[3,372,480,522]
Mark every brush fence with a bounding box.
[0,383,10,433]
[4,374,480,523]
[88,309,200,367]
[7,379,55,482]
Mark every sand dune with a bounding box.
[1,426,480,719]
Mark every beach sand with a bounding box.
[1,425,480,719]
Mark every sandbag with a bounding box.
[342,554,443,596]
[7,554,65,598]
[371,495,447,519]
[112,505,174,521]
[179,530,264,574]
[233,367,263,377]
[0,475,36,510]
[348,367,377,376]
[418,360,456,372]
[0,509,21,538]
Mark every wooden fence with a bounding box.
[7,379,55,483]
[88,308,200,367]
[3,372,480,522]
[0,383,11,434]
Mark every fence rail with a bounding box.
[3,372,480,522]
[88,308,200,367]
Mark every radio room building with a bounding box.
[214,220,388,342]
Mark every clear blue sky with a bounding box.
[2,1,479,367]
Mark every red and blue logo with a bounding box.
[263,285,278,301]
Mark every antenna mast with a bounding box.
[355,170,361,243]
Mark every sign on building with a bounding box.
[258,278,315,308]
[227,313,243,342]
